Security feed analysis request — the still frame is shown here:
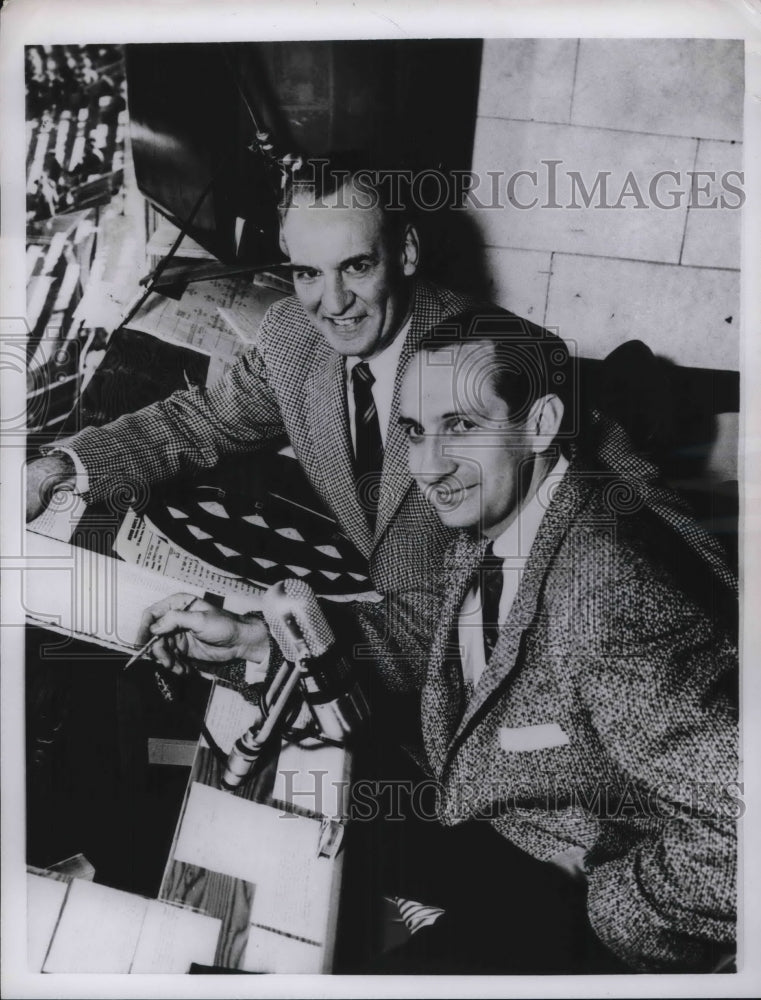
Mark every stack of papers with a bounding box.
[28,875,221,973]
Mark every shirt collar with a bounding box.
[345,314,411,383]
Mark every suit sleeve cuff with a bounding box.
[43,445,90,495]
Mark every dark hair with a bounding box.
[418,307,576,446]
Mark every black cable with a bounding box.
[200,721,228,768]
[117,172,217,332]
[221,44,265,139]
[152,661,347,784]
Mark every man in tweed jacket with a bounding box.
[390,310,738,973]
[26,168,473,687]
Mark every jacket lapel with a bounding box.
[373,338,416,542]
[421,532,487,775]
[305,353,374,557]
[374,283,444,543]
[443,471,594,768]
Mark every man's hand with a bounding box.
[138,592,270,674]
[26,453,76,521]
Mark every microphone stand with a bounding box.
[220,581,369,791]
[220,658,302,790]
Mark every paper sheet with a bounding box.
[27,873,68,973]
[129,901,221,973]
[242,924,322,974]
[147,737,198,767]
[127,277,282,364]
[146,217,216,261]
[42,879,147,973]
[24,530,207,651]
[272,741,349,820]
[198,683,261,754]
[114,508,263,605]
[47,853,95,881]
[128,281,242,359]
[26,489,88,542]
[216,304,261,345]
[173,782,332,944]
[250,848,334,944]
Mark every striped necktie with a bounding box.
[351,361,384,528]
[480,542,504,661]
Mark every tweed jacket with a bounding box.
[62,280,473,687]
[421,467,738,972]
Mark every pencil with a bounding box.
[123,596,197,670]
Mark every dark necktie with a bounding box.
[480,542,504,661]
[351,361,384,529]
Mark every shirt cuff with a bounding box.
[244,659,269,684]
[46,445,90,495]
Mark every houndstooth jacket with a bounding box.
[63,280,474,687]
[421,466,738,972]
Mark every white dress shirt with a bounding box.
[344,314,411,451]
[458,454,569,692]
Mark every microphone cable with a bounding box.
[149,663,238,769]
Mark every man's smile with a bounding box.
[424,482,477,508]
[324,315,366,329]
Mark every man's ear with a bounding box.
[278,227,289,257]
[526,394,564,454]
[401,223,420,276]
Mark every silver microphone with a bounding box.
[262,578,333,661]
[262,579,369,743]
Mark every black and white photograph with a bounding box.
[1,1,759,996]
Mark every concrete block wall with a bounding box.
[468,39,743,372]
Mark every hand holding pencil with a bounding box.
[135,592,270,674]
